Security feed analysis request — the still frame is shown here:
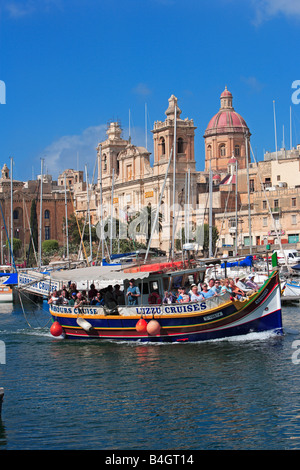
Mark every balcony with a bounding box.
[270,207,282,216]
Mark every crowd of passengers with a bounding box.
[47,283,126,309]
[47,274,259,309]
[159,274,259,305]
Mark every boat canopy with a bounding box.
[221,255,253,268]
[50,266,151,283]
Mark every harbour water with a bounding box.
[0,296,300,450]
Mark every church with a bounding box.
[65,87,300,255]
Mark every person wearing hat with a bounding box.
[245,274,259,291]
[68,292,77,306]
[126,279,140,305]
[235,276,253,294]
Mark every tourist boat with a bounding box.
[48,263,283,342]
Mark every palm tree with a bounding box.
[128,204,163,245]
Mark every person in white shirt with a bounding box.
[190,285,204,302]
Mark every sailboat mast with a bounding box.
[171,105,177,260]
[10,156,13,268]
[245,132,252,255]
[85,164,92,265]
[39,158,44,269]
[64,175,69,264]
[208,159,213,258]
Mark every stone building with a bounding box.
[0,166,73,263]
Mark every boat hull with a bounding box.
[49,271,283,343]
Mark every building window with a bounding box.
[292,198,296,207]
[292,215,297,225]
[263,217,268,227]
[263,200,267,209]
[45,210,50,219]
[235,145,240,157]
[103,155,107,171]
[277,175,281,181]
[264,178,271,188]
[288,234,299,243]
[13,209,19,220]
[177,137,184,154]
[250,179,254,192]
[207,145,212,159]
[45,226,50,240]
[274,199,279,208]
[159,137,165,156]
[219,144,226,157]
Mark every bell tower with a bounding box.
[97,122,128,188]
[152,95,197,176]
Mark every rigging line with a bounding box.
[214,188,231,257]
[18,289,52,328]
[249,142,284,256]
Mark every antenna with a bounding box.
[273,100,278,160]
[290,105,293,149]
[145,103,147,149]
[129,109,131,142]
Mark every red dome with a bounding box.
[206,110,248,133]
[204,87,249,137]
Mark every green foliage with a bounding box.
[6,238,22,257]
[42,239,59,253]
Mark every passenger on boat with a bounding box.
[104,285,118,310]
[199,283,215,299]
[163,291,177,304]
[148,289,162,305]
[113,284,125,305]
[90,291,105,305]
[190,285,204,302]
[209,279,222,295]
[68,292,77,305]
[176,287,190,303]
[48,290,60,305]
[75,292,88,307]
[235,277,255,295]
[59,289,69,305]
[220,279,232,295]
[88,284,98,301]
[126,279,140,305]
[69,283,78,296]
[229,279,245,299]
[245,274,259,291]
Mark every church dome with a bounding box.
[204,86,249,137]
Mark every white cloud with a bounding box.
[241,76,265,93]
[40,124,107,179]
[39,122,154,179]
[132,83,152,96]
[250,0,300,24]
[1,0,62,18]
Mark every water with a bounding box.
[0,296,300,450]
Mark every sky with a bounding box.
[0,0,300,182]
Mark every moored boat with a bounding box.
[48,264,283,343]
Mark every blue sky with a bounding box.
[0,0,300,181]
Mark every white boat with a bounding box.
[0,284,13,302]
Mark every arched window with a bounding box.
[207,145,212,159]
[13,209,19,220]
[219,144,226,157]
[159,137,165,156]
[177,137,184,154]
[235,145,240,156]
[45,210,50,219]
[103,154,107,171]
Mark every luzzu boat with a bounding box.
[48,262,283,342]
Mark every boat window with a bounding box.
[150,281,159,293]
[138,282,149,295]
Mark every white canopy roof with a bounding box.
[50,266,150,283]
